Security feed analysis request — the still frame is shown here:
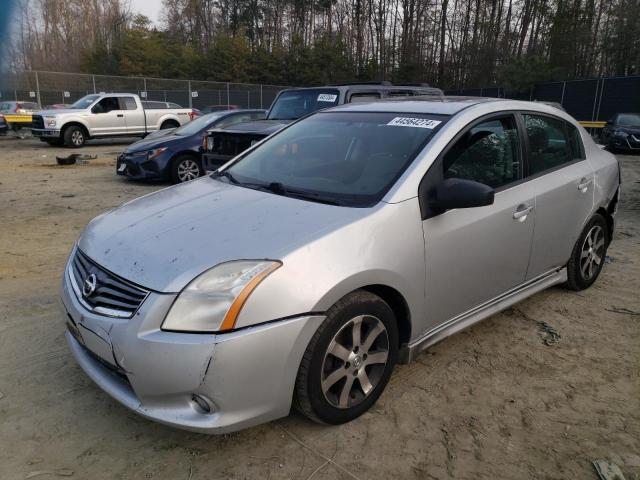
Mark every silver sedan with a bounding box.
[61,97,620,433]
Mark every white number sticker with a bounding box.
[317,94,338,102]
[387,117,441,129]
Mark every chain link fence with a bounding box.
[0,71,288,111]
[445,75,640,123]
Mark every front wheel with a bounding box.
[63,126,86,147]
[294,290,398,425]
[565,214,610,290]
[170,155,203,183]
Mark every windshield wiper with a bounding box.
[262,182,344,206]
[211,170,240,184]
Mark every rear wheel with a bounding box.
[565,214,609,290]
[294,290,398,425]
[63,126,86,147]
[160,120,179,130]
[170,155,203,183]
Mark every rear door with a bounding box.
[90,96,126,135]
[119,96,146,135]
[421,114,536,327]
[521,113,594,279]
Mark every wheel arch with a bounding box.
[160,118,180,129]
[61,121,90,138]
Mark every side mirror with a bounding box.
[430,178,495,213]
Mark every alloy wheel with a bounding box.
[321,315,389,409]
[71,130,84,146]
[580,225,605,280]
[177,159,200,182]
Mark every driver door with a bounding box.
[421,114,536,329]
[91,96,127,135]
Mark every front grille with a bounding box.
[69,249,149,318]
[32,114,44,129]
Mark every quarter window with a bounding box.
[523,114,574,174]
[119,97,138,110]
[442,116,521,189]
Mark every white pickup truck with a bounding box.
[32,93,197,147]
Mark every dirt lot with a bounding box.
[0,134,638,480]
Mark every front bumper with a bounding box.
[610,134,640,151]
[32,128,61,138]
[61,257,324,433]
[116,152,169,180]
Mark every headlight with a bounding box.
[205,136,214,152]
[162,260,281,333]
[45,117,56,127]
[613,130,629,139]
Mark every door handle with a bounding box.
[577,177,593,192]
[117,114,124,117]
[513,205,533,221]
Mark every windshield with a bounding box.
[173,112,225,136]
[70,95,100,109]
[220,111,447,207]
[617,113,640,127]
[268,89,340,120]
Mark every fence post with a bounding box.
[226,83,230,108]
[260,84,263,108]
[35,71,41,107]
[92,75,96,94]
[247,90,250,108]
[591,78,600,121]
[596,78,605,121]
[188,80,192,108]
[143,77,147,98]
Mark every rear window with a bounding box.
[268,89,340,120]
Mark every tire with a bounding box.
[294,290,399,425]
[170,155,203,184]
[565,213,610,291]
[160,120,179,130]
[63,126,86,148]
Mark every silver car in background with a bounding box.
[60,97,620,433]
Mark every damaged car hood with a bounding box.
[78,176,367,293]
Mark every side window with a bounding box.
[523,114,573,175]
[119,97,138,110]
[349,92,381,103]
[442,116,521,189]
[93,97,120,113]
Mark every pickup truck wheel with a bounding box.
[161,120,179,130]
[294,290,398,425]
[171,155,203,183]
[63,126,86,148]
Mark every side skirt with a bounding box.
[399,268,567,364]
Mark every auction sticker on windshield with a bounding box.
[387,117,442,129]
[317,94,338,102]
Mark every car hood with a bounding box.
[617,126,640,135]
[213,119,291,135]
[125,134,184,153]
[78,176,367,292]
[36,109,84,116]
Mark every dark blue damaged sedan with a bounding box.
[117,109,266,184]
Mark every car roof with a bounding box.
[327,96,500,115]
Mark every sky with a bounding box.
[129,0,164,25]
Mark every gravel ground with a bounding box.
[0,135,638,480]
